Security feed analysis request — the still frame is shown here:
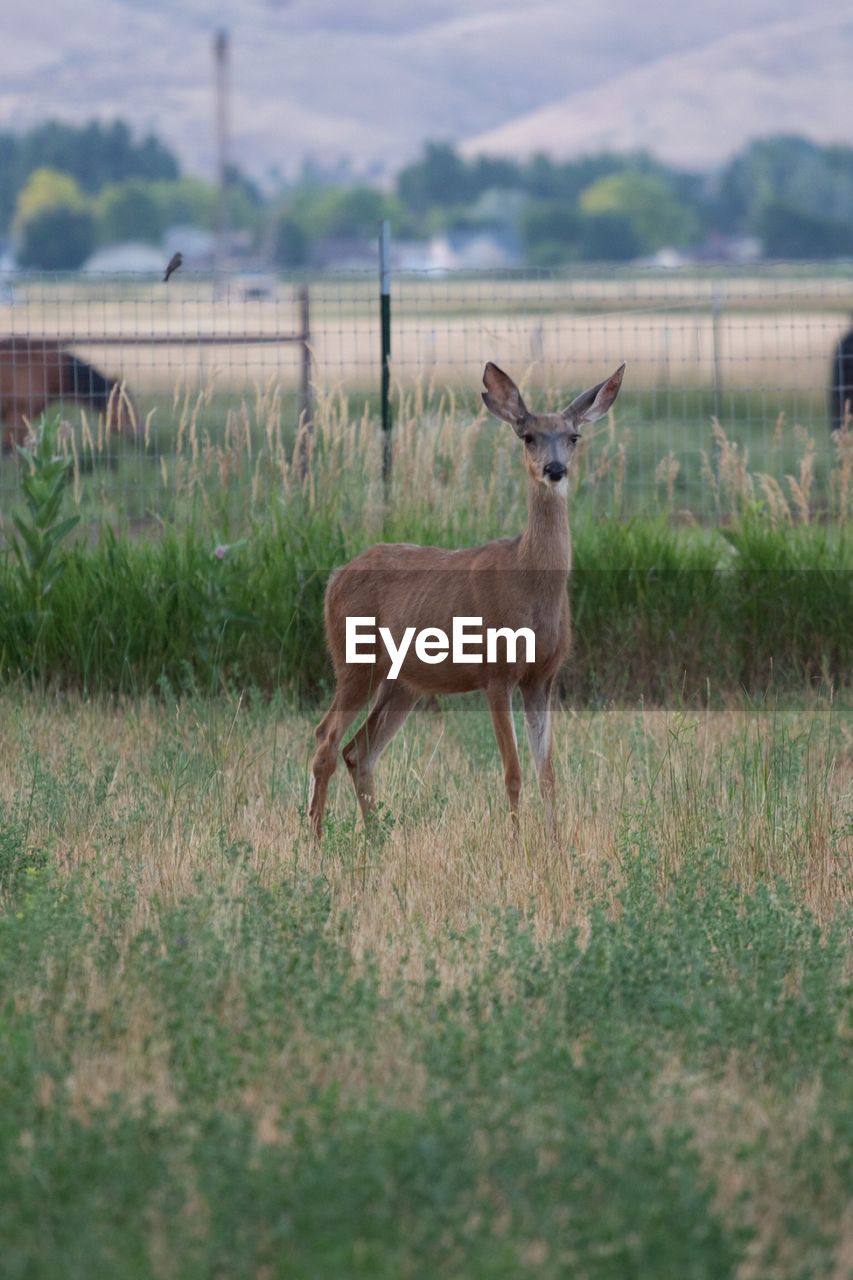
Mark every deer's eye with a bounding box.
[569,432,581,445]
[522,434,535,446]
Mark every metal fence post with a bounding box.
[296,283,312,480]
[298,284,312,433]
[379,220,392,483]
[711,283,723,418]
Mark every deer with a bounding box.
[308,360,626,839]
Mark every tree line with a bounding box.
[4,119,853,270]
[1,120,262,270]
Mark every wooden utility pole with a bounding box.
[213,29,229,287]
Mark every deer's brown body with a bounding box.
[324,535,570,695]
[309,360,625,838]
[0,338,133,452]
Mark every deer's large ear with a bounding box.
[562,363,626,427]
[482,362,530,434]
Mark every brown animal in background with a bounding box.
[829,323,853,434]
[0,338,135,452]
[308,359,626,839]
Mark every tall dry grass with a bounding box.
[2,691,847,936]
[43,370,853,531]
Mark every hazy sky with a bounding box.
[2,1,850,180]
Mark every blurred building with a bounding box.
[82,242,165,274]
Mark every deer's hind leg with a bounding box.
[309,671,377,838]
[342,679,419,824]
[521,677,556,835]
[486,682,523,830]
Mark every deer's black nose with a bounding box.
[543,460,567,482]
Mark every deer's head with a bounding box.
[482,362,626,492]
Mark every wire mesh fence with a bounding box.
[0,265,851,523]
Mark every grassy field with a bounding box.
[0,689,850,1277]
[1,272,850,1276]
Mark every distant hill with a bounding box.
[462,14,853,170]
[2,1,850,180]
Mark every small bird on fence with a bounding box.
[163,252,183,283]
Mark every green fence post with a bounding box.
[379,219,392,484]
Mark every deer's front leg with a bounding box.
[486,683,522,829]
[342,679,418,825]
[521,678,556,836]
